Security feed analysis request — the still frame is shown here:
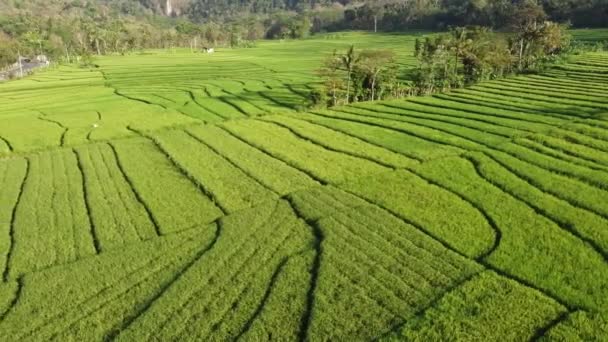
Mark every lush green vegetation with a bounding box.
[0,29,607,340]
[2,0,608,71]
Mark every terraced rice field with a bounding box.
[0,32,607,340]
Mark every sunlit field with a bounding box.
[1,31,607,340]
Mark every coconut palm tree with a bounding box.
[340,45,359,104]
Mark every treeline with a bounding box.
[314,2,578,107]
[0,0,335,68]
[0,10,310,68]
[341,0,608,31]
[0,15,187,67]
[137,0,608,29]
[1,0,607,69]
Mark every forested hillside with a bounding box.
[3,0,607,23]
[1,0,607,69]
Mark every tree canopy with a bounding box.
[0,0,606,69]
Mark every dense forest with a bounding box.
[1,0,607,68]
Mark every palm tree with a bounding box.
[340,45,359,104]
[449,27,471,72]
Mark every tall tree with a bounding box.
[509,0,547,71]
[340,45,359,104]
[357,49,397,101]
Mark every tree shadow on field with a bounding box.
[227,88,311,113]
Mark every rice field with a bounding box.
[0,31,607,340]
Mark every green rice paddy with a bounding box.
[0,31,607,340]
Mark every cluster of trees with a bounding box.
[136,0,608,29]
[313,45,407,107]
[184,0,340,19]
[341,0,608,31]
[0,10,308,68]
[315,1,576,107]
[412,2,572,94]
[0,0,336,68]
[175,14,314,50]
[0,14,185,67]
[0,0,606,70]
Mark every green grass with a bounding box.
[74,143,158,250]
[186,124,319,195]
[114,200,314,340]
[10,150,96,278]
[261,115,418,168]
[151,128,279,213]
[0,157,27,277]
[384,271,566,341]
[110,138,223,233]
[413,156,608,311]
[288,185,481,340]
[339,170,496,259]
[0,222,219,340]
[571,28,608,43]
[0,30,607,340]
[540,311,608,341]
[221,119,390,184]
[468,151,608,255]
